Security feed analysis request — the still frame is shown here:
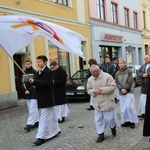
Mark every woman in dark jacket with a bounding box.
[21,58,39,132]
[50,61,69,123]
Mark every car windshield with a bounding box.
[128,66,136,73]
[128,65,140,74]
[71,70,89,79]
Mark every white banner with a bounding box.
[0,15,84,57]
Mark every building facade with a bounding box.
[89,0,143,66]
[141,0,150,55]
[0,0,91,109]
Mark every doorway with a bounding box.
[99,46,119,65]
[13,54,24,99]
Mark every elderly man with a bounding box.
[87,65,119,143]
[138,55,150,118]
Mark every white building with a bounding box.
[89,0,143,65]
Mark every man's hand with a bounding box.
[25,90,30,95]
[94,87,102,95]
[143,73,148,78]
[29,78,34,83]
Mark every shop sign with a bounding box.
[127,45,133,53]
[101,33,123,43]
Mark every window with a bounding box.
[133,12,138,29]
[111,2,118,24]
[124,8,129,27]
[72,70,89,79]
[55,0,68,6]
[97,0,105,20]
[48,42,70,76]
[143,11,146,29]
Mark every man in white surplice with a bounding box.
[87,65,119,143]
[29,55,61,146]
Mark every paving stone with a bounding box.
[0,87,148,150]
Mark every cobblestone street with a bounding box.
[0,86,150,150]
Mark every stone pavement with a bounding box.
[0,86,150,150]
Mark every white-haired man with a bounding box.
[87,65,119,143]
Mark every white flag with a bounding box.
[0,15,84,57]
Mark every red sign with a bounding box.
[102,33,123,43]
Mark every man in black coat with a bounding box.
[29,55,61,146]
[112,57,120,74]
[138,55,150,118]
[143,78,150,137]
[102,56,115,79]
[21,58,39,132]
[50,61,69,123]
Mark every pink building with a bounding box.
[89,0,143,65]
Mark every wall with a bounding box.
[0,0,91,109]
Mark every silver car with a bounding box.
[127,65,141,86]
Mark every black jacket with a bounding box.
[114,64,120,73]
[102,62,116,78]
[53,67,67,105]
[138,64,150,94]
[33,66,55,108]
[21,66,37,99]
[143,79,150,136]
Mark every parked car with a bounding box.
[66,69,90,101]
[127,65,141,86]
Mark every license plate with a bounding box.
[66,92,74,95]
[76,92,85,95]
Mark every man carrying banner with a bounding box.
[29,55,61,146]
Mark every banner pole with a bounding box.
[9,56,30,79]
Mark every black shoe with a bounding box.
[111,126,116,136]
[138,114,145,119]
[24,125,32,132]
[121,122,130,127]
[115,98,119,103]
[51,131,61,139]
[87,105,94,110]
[32,122,39,128]
[33,138,45,146]
[130,123,135,129]
[58,117,65,123]
[62,117,65,122]
[96,133,104,143]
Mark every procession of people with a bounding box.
[21,55,150,146]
